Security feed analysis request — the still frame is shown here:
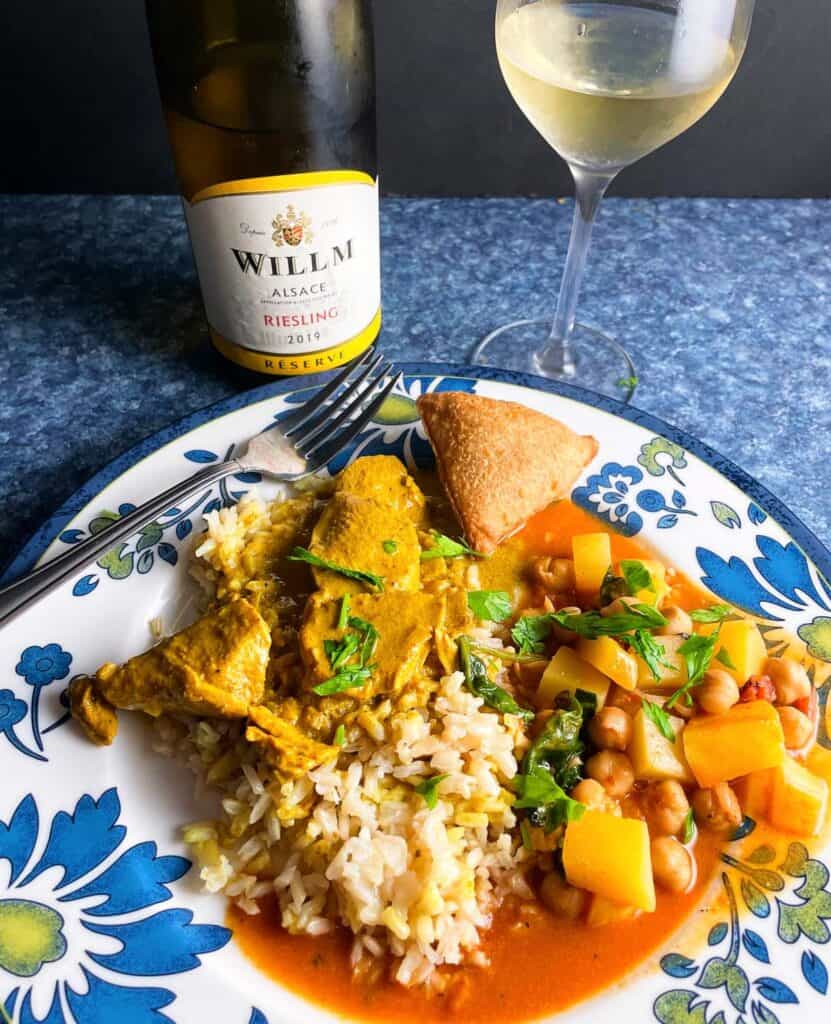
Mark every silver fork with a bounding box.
[0,350,401,629]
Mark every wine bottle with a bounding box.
[146,0,380,375]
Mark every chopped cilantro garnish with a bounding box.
[414,773,449,809]
[690,604,733,623]
[628,629,673,682]
[667,631,720,708]
[716,647,737,670]
[382,539,398,554]
[620,559,654,595]
[323,632,360,670]
[313,665,374,696]
[682,807,696,845]
[337,594,351,630]
[467,590,512,622]
[333,724,346,747]
[420,531,485,561]
[642,699,676,743]
[288,546,384,591]
[511,614,554,655]
[511,603,667,653]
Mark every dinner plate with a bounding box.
[2,365,830,1024]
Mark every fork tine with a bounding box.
[285,351,386,443]
[278,348,377,434]
[293,356,391,451]
[306,372,403,467]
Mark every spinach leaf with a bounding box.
[458,637,534,721]
[511,614,555,654]
[288,546,384,591]
[514,767,585,829]
[599,568,627,607]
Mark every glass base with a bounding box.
[469,319,637,402]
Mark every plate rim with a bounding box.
[4,362,829,585]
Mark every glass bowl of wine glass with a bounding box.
[472,0,755,399]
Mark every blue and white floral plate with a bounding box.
[2,365,830,1024]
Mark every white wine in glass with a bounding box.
[472,0,755,398]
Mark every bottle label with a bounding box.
[183,170,381,375]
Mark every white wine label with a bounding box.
[184,170,381,374]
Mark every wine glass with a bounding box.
[472,0,755,399]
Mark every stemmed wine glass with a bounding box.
[472,0,755,399]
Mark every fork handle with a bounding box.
[0,460,241,630]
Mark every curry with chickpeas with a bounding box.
[68,393,829,1023]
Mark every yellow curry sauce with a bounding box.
[229,499,740,1021]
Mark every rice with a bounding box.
[159,496,535,987]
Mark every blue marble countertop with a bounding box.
[1,195,829,570]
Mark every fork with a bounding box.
[0,349,401,629]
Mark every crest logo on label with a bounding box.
[272,205,313,248]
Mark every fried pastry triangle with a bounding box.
[417,392,598,553]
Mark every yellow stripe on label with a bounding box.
[209,308,382,376]
[190,170,376,205]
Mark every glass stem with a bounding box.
[535,166,617,377]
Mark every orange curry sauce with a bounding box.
[231,500,724,1021]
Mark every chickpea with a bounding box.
[588,706,633,751]
[606,684,643,717]
[692,783,743,835]
[651,837,694,893]
[571,778,609,811]
[656,605,693,636]
[529,556,575,594]
[695,669,740,716]
[586,750,635,799]
[643,780,691,837]
[777,705,814,749]
[540,872,588,920]
[765,657,811,706]
[601,595,642,617]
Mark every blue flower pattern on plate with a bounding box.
[0,789,230,1024]
[1,645,74,762]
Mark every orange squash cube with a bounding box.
[563,811,655,912]
[587,894,641,927]
[698,619,766,685]
[572,533,612,597]
[576,636,639,691]
[735,767,777,819]
[682,701,785,788]
[769,757,829,837]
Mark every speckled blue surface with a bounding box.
[2,195,830,572]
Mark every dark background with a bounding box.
[2,0,828,197]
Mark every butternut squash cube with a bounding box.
[735,767,777,819]
[576,636,639,691]
[536,646,610,710]
[807,744,831,785]
[629,705,694,783]
[634,634,688,691]
[699,619,766,685]
[587,894,641,927]
[769,757,829,837]
[572,533,612,597]
[682,701,785,788]
[563,811,656,912]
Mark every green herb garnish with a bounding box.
[682,807,696,845]
[334,724,346,747]
[628,629,673,682]
[520,818,534,851]
[347,615,379,666]
[414,773,449,809]
[323,632,361,670]
[620,559,654,595]
[337,594,351,630]
[469,642,545,665]
[313,665,374,696]
[420,531,485,561]
[716,647,737,670]
[458,637,534,721]
[288,546,384,591]
[690,604,733,623]
[642,699,676,743]
[667,631,720,708]
[511,603,667,653]
[468,590,512,622]
[514,766,585,828]
[382,539,398,555]
[599,568,627,607]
